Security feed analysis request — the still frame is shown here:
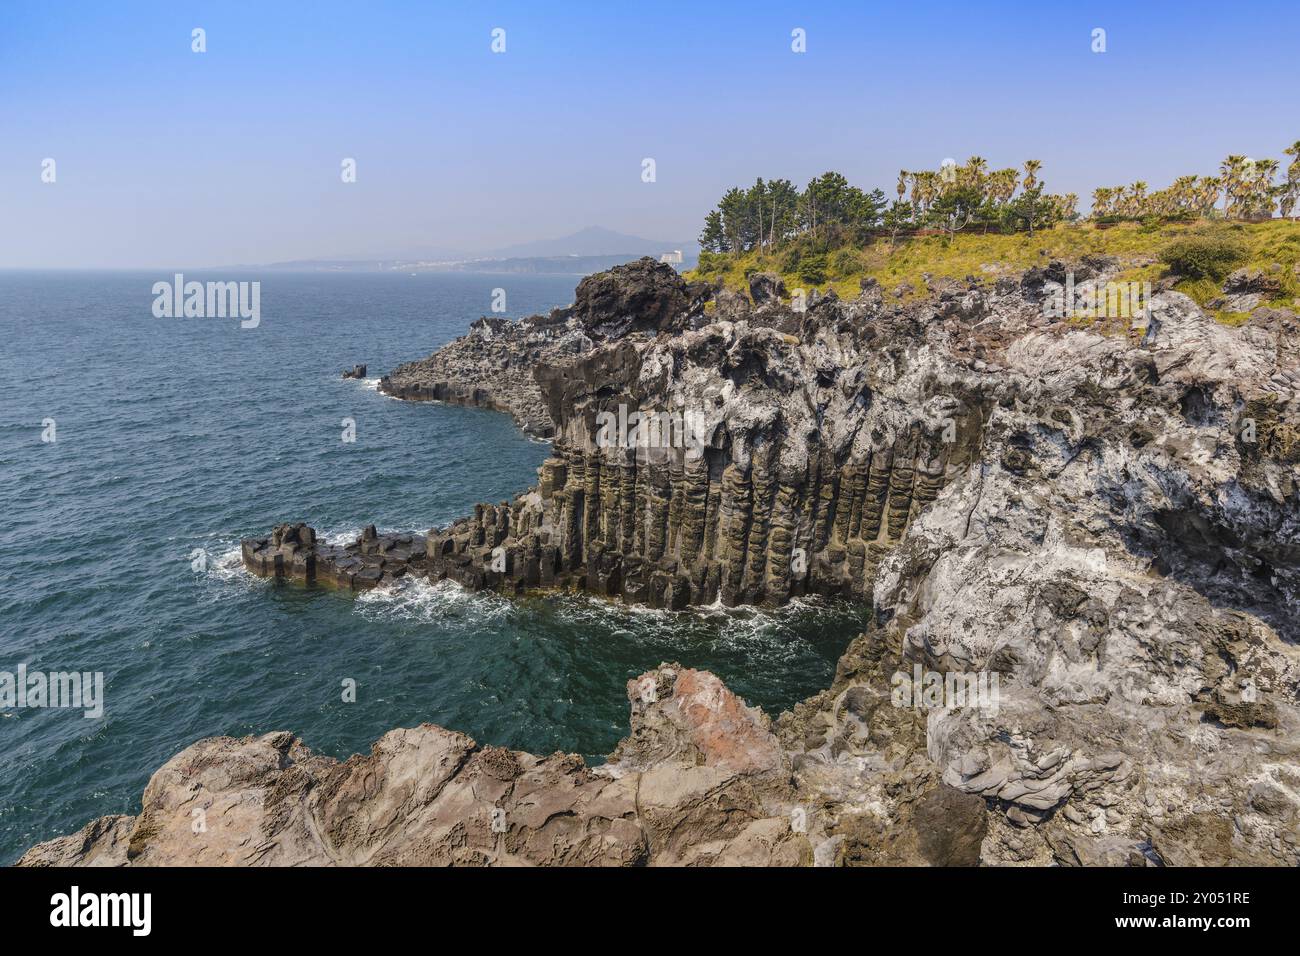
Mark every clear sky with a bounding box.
[2,0,1298,268]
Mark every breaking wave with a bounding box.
[354,575,516,627]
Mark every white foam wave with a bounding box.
[354,576,515,626]
[319,525,432,547]
[543,591,860,648]
[320,526,363,547]
[201,543,263,589]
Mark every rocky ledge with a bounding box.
[377,258,709,439]
[242,523,426,591]
[25,255,1300,866]
[20,666,817,867]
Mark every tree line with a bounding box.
[698,158,1077,253]
[1092,145,1300,221]
[700,142,1300,254]
[697,173,889,254]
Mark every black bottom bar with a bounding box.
[0,865,1283,942]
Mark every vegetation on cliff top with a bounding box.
[689,219,1299,316]
[688,144,1300,325]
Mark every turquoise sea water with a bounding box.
[0,271,868,863]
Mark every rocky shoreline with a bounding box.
[20,665,832,867]
[21,256,1300,866]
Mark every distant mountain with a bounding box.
[484,226,696,260]
[235,227,697,273]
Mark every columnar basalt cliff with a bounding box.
[251,257,1300,618]
[268,260,998,607]
[25,256,1300,866]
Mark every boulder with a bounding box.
[1224,267,1282,296]
[748,271,787,306]
[568,257,692,339]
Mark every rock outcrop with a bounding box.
[378,315,571,438]
[342,363,367,379]
[242,523,426,590]
[20,665,808,867]
[28,255,1300,866]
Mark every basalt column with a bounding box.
[811,450,837,555]
[716,465,753,607]
[764,470,804,604]
[885,427,920,542]
[741,466,776,602]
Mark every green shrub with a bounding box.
[1160,234,1249,281]
[830,248,867,279]
[797,253,828,285]
[695,250,727,276]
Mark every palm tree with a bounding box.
[1169,175,1197,215]
[991,168,1019,205]
[1147,187,1171,218]
[1282,142,1300,219]
[1131,181,1148,217]
[1091,187,1114,218]
[1255,159,1279,217]
[1220,155,1248,219]
[1285,141,1300,179]
[1111,181,1145,218]
[910,171,940,216]
[961,156,988,194]
[1196,176,1222,218]
[1022,160,1042,192]
[923,171,940,213]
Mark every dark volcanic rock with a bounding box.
[377,314,588,438]
[1224,267,1282,296]
[283,259,1299,629]
[913,785,989,866]
[242,523,425,590]
[748,271,787,306]
[568,257,696,338]
[342,364,367,379]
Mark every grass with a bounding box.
[687,219,1300,324]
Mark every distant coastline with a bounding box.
[246,252,695,275]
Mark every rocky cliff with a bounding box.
[23,256,1300,866]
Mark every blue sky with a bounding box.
[2,0,1298,268]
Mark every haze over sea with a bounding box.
[0,270,866,863]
